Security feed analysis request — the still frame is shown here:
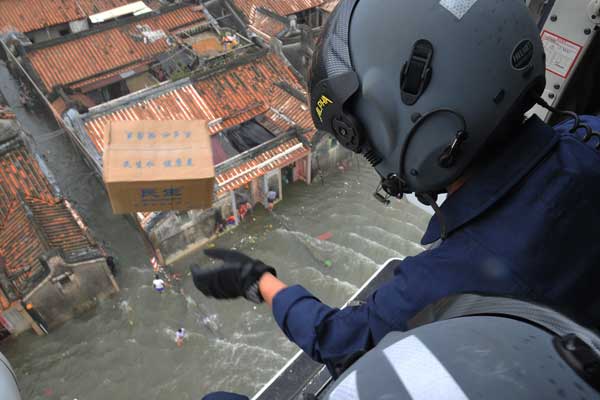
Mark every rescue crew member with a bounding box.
[192,0,600,385]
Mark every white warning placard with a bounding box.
[541,30,583,79]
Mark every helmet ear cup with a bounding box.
[332,113,363,152]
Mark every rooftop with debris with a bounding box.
[0,0,137,34]
[65,50,314,200]
[232,0,331,22]
[24,4,207,93]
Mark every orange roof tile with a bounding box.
[191,53,306,130]
[0,140,95,307]
[0,202,47,298]
[27,6,205,92]
[215,138,309,196]
[250,11,287,40]
[0,144,55,220]
[0,0,135,34]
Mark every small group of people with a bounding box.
[151,274,187,347]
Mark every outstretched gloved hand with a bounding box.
[191,249,277,304]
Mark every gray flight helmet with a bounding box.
[309,0,546,196]
[0,353,21,400]
[322,316,600,400]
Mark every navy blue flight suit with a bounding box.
[272,115,600,368]
[203,115,600,399]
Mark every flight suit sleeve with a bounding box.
[271,259,435,366]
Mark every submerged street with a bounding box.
[0,159,429,400]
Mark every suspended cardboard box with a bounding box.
[103,120,214,214]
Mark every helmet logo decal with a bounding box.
[440,0,479,20]
[315,95,334,123]
[511,40,534,70]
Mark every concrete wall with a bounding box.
[24,254,119,329]
[150,206,224,263]
[0,305,32,336]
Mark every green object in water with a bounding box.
[324,260,333,268]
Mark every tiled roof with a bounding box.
[0,0,135,34]
[250,10,287,40]
[267,85,312,134]
[0,144,54,220]
[192,53,305,132]
[27,6,205,92]
[0,140,95,307]
[81,52,314,196]
[215,138,309,196]
[27,198,92,254]
[84,53,309,150]
[233,0,326,22]
[0,201,47,298]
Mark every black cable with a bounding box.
[419,193,448,240]
[586,133,600,150]
[575,123,593,141]
[535,98,580,132]
[534,97,599,147]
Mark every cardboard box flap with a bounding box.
[103,120,214,183]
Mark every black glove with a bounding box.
[191,249,277,304]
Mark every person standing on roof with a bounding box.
[152,274,166,294]
[191,0,600,386]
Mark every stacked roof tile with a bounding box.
[84,53,309,146]
[232,0,327,22]
[250,10,288,40]
[0,139,95,309]
[26,5,206,92]
[80,52,314,196]
[0,0,135,34]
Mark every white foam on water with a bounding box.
[214,339,288,364]
[127,266,152,274]
[362,225,426,252]
[347,232,406,260]
[292,266,359,295]
[276,229,378,271]
[184,295,198,308]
